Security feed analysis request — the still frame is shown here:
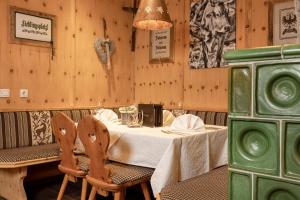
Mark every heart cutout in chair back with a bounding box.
[89,133,96,143]
[59,128,66,136]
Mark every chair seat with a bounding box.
[107,162,154,185]
[160,166,228,200]
[77,157,153,185]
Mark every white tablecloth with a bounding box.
[105,123,228,195]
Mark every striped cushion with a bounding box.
[0,112,32,149]
[160,166,228,200]
[50,109,91,123]
[186,111,228,126]
[0,109,92,150]
[0,143,59,164]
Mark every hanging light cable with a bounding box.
[133,0,172,30]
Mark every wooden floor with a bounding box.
[1,175,155,200]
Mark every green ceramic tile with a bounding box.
[230,119,279,175]
[256,63,300,116]
[230,66,251,116]
[229,172,251,200]
[224,45,282,62]
[257,176,300,200]
[224,44,300,62]
[283,44,300,59]
[284,122,300,179]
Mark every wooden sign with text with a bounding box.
[10,6,56,48]
[149,25,174,64]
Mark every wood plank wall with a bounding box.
[134,0,185,109]
[0,0,275,112]
[134,0,271,112]
[0,0,133,111]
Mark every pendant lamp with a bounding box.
[133,0,172,30]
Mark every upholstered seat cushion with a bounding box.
[77,157,153,185]
[0,143,59,166]
[160,166,228,200]
[108,162,154,185]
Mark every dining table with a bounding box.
[99,121,228,196]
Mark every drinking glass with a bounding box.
[127,111,143,127]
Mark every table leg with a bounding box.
[0,167,27,200]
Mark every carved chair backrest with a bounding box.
[78,115,111,183]
[51,112,79,171]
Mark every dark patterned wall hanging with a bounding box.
[189,0,236,69]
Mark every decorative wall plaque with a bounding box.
[149,25,174,64]
[10,6,56,48]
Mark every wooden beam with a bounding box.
[122,0,139,51]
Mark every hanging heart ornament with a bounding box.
[94,38,115,65]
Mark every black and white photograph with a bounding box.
[189,0,236,69]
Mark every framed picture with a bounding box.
[189,0,236,69]
[269,0,298,45]
[10,6,56,48]
[149,23,174,64]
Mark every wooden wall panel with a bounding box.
[0,0,76,111]
[134,0,185,109]
[182,0,228,111]
[74,0,134,108]
[0,0,273,112]
[250,0,270,47]
[0,0,133,111]
[134,0,271,112]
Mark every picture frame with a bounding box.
[269,0,298,45]
[149,22,174,64]
[9,6,56,48]
[189,0,236,69]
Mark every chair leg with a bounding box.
[156,194,161,200]
[141,182,151,200]
[81,178,88,200]
[114,189,125,200]
[57,174,69,200]
[88,186,97,200]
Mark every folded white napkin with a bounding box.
[163,110,175,127]
[166,114,205,134]
[93,109,118,122]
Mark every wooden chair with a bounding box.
[77,115,154,200]
[51,112,88,200]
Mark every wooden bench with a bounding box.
[0,109,91,200]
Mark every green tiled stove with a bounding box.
[225,44,300,200]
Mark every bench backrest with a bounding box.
[186,110,228,126]
[0,109,91,150]
[0,108,227,150]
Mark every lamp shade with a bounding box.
[133,0,172,30]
